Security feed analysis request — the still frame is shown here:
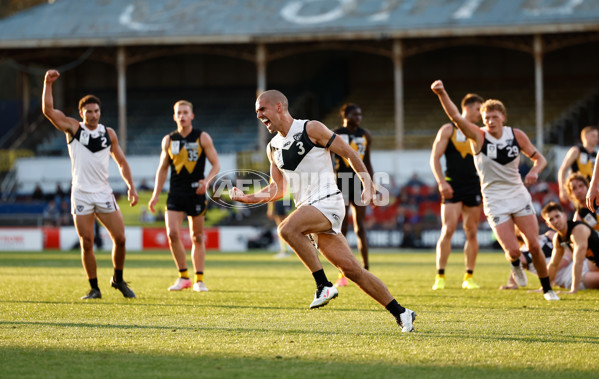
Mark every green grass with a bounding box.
[118,190,230,227]
[1,249,598,378]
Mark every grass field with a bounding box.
[1,249,598,378]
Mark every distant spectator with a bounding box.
[43,199,61,226]
[54,182,67,203]
[32,184,44,201]
[405,173,424,187]
[138,179,152,191]
[59,199,72,226]
[140,205,155,223]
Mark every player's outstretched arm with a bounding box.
[515,129,546,186]
[108,128,138,207]
[230,149,285,204]
[308,121,375,205]
[557,146,579,203]
[430,124,454,200]
[42,70,79,135]
[566,226,589,294]
[431,80,483,149]
[149,135,171,213]
[547,233,565,283]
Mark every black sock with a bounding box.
[467,270,473,275]
[312,269,331,288]
[539,276,552,293]
[437,269,445,275]
[511,259,521,267]
[114,269,123,282]
[385,299,406,319]
[89,278,99,290]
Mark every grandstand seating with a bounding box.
[36,87,259,156]
[322,81,599,150]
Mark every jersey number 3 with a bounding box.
[296,141,305,155]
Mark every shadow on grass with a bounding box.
[2,319,598,345]
[0,346,593,379]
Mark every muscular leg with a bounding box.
[436,202,461,271]
[513,215,547,278]
[73,213,97,279]
[96,210,127,270]
[340,204,350,236]
[317,233,393,306]
[493,218,521,262]
[352,203,369,269]
[188,214,205,273]
[165,210,188,270]
[461,204,481,271]
[277,206,330,273]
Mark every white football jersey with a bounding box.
[268,119,338,206]
[67,122,112,193]
[474,126,530,203]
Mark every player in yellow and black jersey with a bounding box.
[558,126,598,204]
[149,100,220,293]
[565,172,599,231]
[332,103,373,287]
[430,93,484,290]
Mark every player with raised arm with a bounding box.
[431,79,559,300]
[42,69,138,300]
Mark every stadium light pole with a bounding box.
[533,34,544,152]
[256,43,267,155]
[117,46,128,155]
[392,39,404,150]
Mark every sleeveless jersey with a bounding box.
[168,129,206,195]
[571,143,596,180]
[474,126,529,203]
[333,126,367,174]
[67,122,112,193]
[268,119,338,206]
[558,220,599,266]
[444,126,479,187]
[575,206,599,231]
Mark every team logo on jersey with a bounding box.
[293,133,302,141]
[80,131,90,145]
[580,154,589,164]
[487,144,497,159]
[171,140,180,155]
[283,141,292,148]
[584,213,597,226]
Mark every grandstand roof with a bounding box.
[1,0,599,48]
